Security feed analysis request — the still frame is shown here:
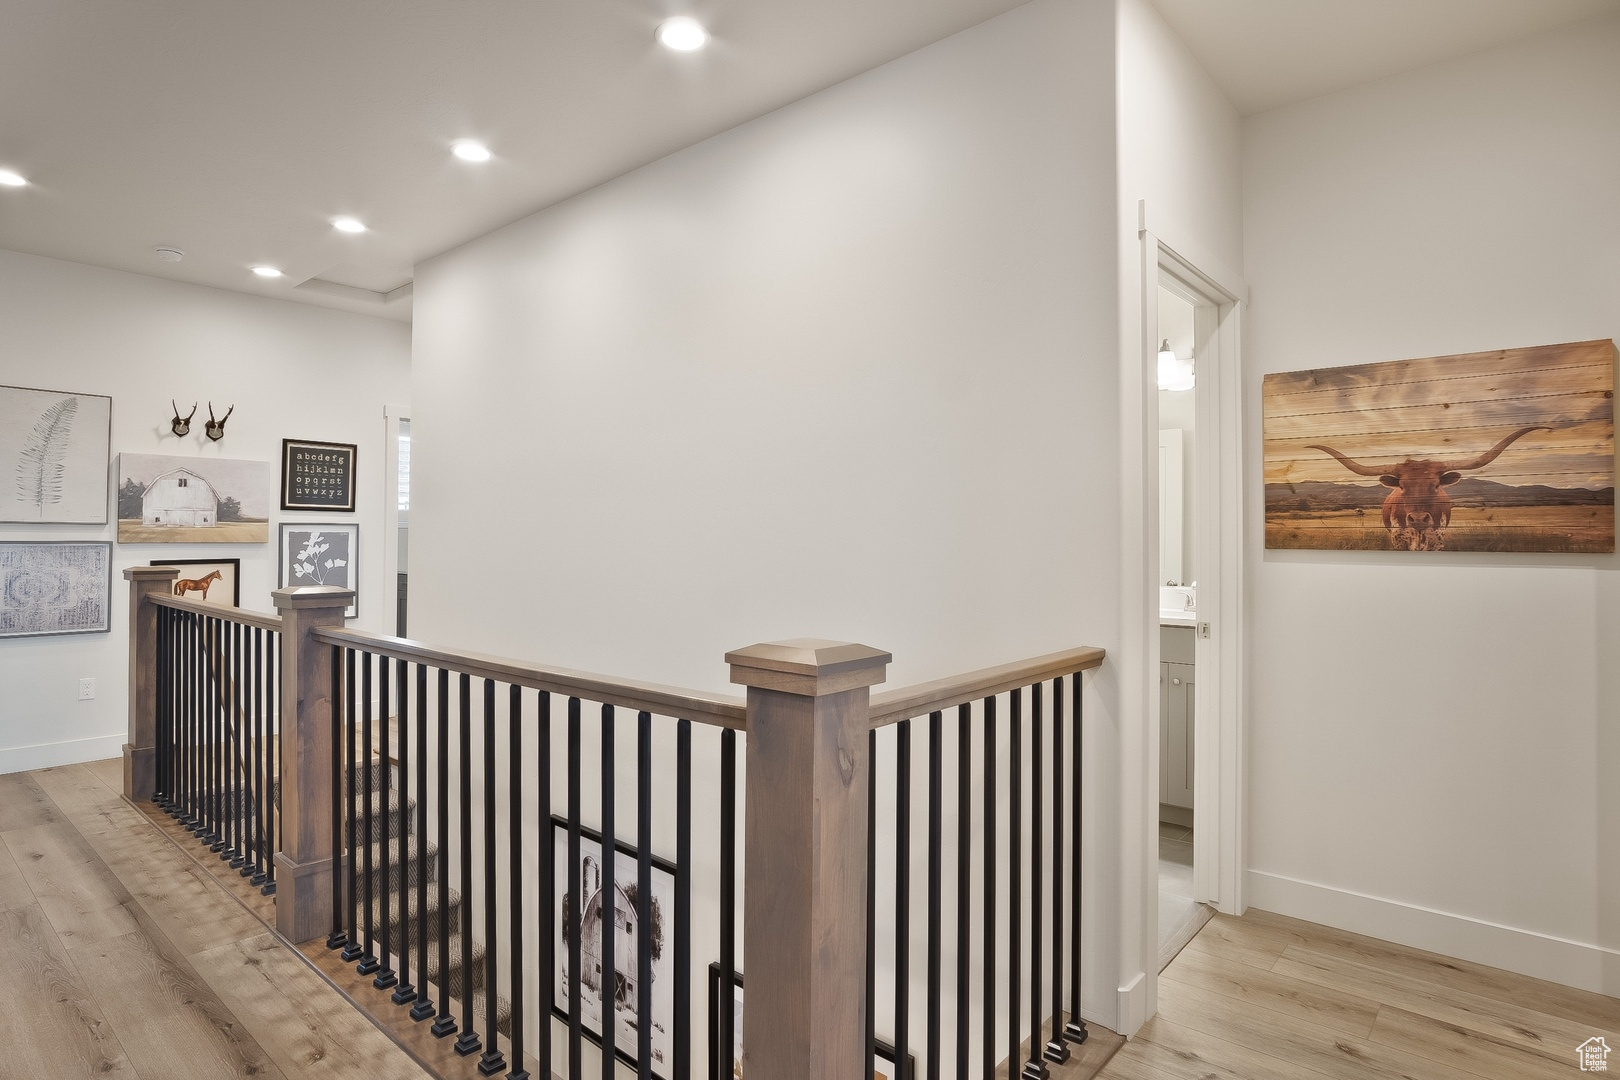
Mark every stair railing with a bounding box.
[123,575,1105,1080]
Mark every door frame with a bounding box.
[1138,203,1248,920]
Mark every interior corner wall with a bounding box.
[411,0,1125,1032]
[0,249,411,773]
[1115,0,1242,1028]
[1242,16,1620,994]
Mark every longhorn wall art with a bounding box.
[1263,339,1616,553]
[0,383,112,524]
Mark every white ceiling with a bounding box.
[3,0,1614,323]
[1150,0,1619,116]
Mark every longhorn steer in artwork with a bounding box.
[1305,425,1547,551]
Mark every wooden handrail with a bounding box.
[151,592,284,634]
[867,645,1105,728]
[310,625,749,731]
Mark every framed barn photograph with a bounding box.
[280,438,357,512]
[1263,339,1616,553]
[707,964,913,1080]
[553,817,676,1080]
[0,542,113,639]
[117,453,270,544]
[0,383,112,524]
[150,558,240,608]
[278,523,358,617]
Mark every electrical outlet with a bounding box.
[78,677,96,700]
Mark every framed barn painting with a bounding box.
[280,438,357,512]
[1263,339,1616,553]
[553,817,676,1080]
[278,523,358,617]
[117,453,270,544]
[0,383,112,524]
[707,964,913,1080]
[0,542,113,639]
[150,558,240,608]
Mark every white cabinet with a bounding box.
[1160,626,1195,811]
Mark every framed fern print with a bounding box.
[0,384,112,524]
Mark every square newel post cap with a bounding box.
[726,638,891,698]
[272,585,355,612]
[125,565,180,582]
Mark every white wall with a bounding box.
[412,0,1127,1045]
[1243,16,1620,993]
[1116,0,1242,1028]
[0,249,411,772]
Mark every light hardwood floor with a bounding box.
[1100,907,1620,1080]
[0,760,434,1080]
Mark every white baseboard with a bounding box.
[1115,970,1149,1036]
[1246,869,1620,997]
[0,734,124,776]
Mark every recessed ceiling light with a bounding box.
[452,139,491,163]
[252,266,284,278]
[0,169,27,187]
[332,216,367,233]
[154,247,184,263]
[657,16,709,51]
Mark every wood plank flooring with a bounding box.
[7,758,1618,1080]
[1099,908,1620,1080]
[0,760,433,1080]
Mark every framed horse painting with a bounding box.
[151,558,240,608]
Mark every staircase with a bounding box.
[343,746,515,1047]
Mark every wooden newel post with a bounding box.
[123,565,180,801]
[272,585,354,944]
[727,639,891,1080]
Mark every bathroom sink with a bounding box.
[1160,585,1196,627]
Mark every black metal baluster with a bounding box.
[719,728,737,1080]
[600,704,617,1080]
[230,621,245,868]
[264,630,277,895]
[359,653,380,975]
[508,686,529,1080]
[412,663,437,1022]
[536,691,554,1071]
[456,673,482,1056]
[982,695,997,1080]
[375,657,397,990]
[432,668,458,1039]
[636,711,653,1080]
[926,711,942,1080]
[1063,674,1086,1045]
[896,719,911,1080]
[221,621,237,862]
[207,619,223,849]
[1023,684,1047,1080]
[153,607,168,806]
[328,644,347,952]
[178,613,191,824]
[956,703,971,1080]
[342,649,364,964]
[478,679,504,1074]
[865,728,876,1080]
[394,659,417,1005]
[674,719,691,1080]
[1044,678,1069,1063]
[246,626,263,881]
[567,697,583,1077]
[1009,688,1023,1080]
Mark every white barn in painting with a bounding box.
[141,468,219,526]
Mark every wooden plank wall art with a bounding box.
[1264,339,1616,553]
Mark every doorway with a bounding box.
[1136,208,1248,987]
[1155,285,1205,967]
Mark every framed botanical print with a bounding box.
[278,523,358,617]
[0,384,112,524]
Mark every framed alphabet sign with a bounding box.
[280,439,357,512]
